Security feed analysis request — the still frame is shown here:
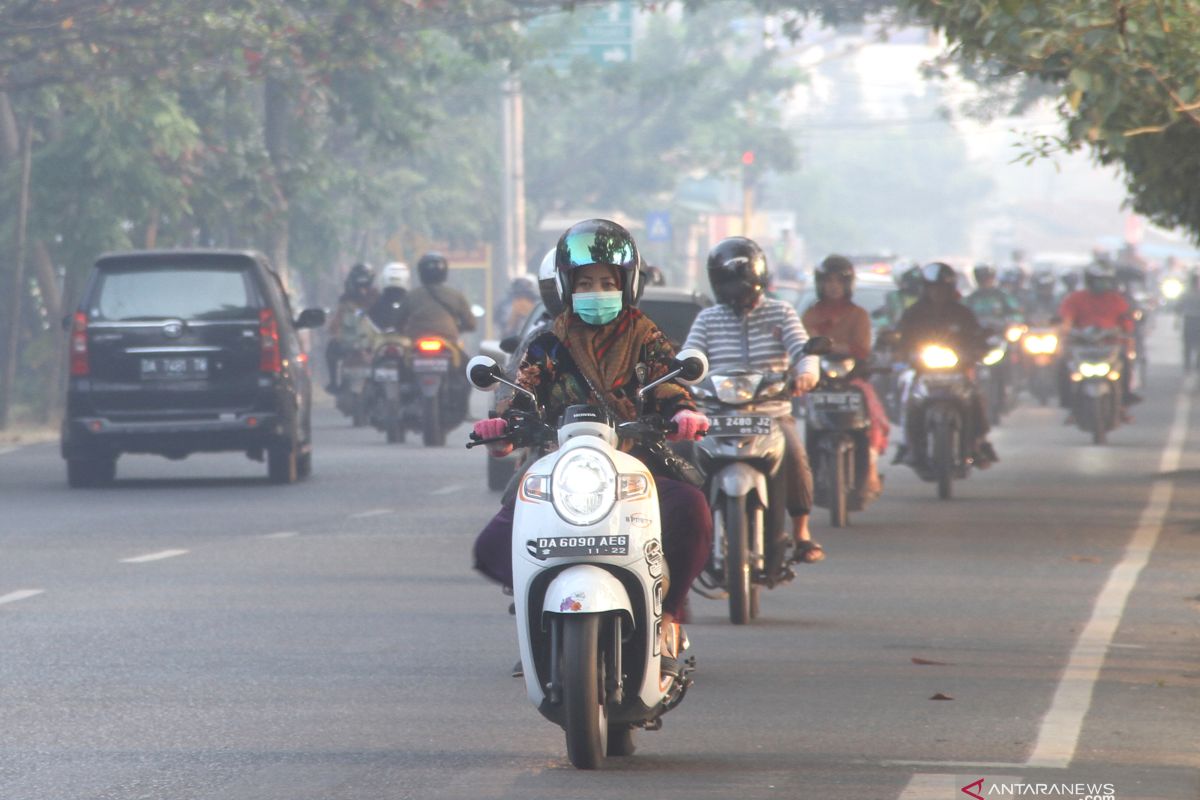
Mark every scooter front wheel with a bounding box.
[724,495,754,625]
[562,614,608,769]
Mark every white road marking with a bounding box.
[261,531,298,539]
[884,761,1023,769]
[0,446,17,456]
[1026,373,1193,769]
[431,484,463,496]
[349,508,393,519]
[0,589,44,606]
[120,549,190,564]
[1109,643,1146,649]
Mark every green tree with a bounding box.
[899,0,1200,239]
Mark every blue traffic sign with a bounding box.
[645,211,671,242]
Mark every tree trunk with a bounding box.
[263,73,290,287]
[0,120,33,429]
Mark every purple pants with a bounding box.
[473,476,712,620]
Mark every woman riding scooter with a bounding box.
[472,219,713,660]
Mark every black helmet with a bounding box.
[814,254,855,300]
[417,252,449,286]
[346,262,375,291]
[553,218,641,308]
[1084,262,1116,294]
[536,248,565,317]
[921,262,958,287]
[899,265,923,295]
[973,264,997,285]
[706,237,769,311]
[1033,270,1056,292]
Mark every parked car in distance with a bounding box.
[61,249,326,487]
[478,286,714,490]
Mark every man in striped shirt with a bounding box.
[684,237,824,564]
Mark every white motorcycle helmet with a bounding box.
[382,261,410,290]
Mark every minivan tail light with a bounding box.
[259,308,282,373]
[69,312,90,376]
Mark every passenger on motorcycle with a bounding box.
[366,261,410,332]
[964,264,1024,327]
[880,264,923,329]
[325,262,379,392]
[472,219,713,651]
[894,262,1000,467]
[1025,270,1061,326]
[683,237,824,565]
[394,252,477,342]
[1058,262,1139,420]
[801,254,890,498]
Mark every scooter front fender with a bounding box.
[542,564,633,627]
[711,461,768,504]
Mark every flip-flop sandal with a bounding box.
[792,541,825,564]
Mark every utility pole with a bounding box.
[0,120,33,429]
[500,74,528,281]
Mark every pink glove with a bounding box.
[473,418,513,457]
[669,410,709,442]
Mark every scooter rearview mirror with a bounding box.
[804,336,833,356]
[466,355,502,391]
[673,348,709,385]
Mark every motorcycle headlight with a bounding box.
[710,373,763,405]
[1162,277,1184,300]
[1079,361,1111,378]
[1005,324,1027,343]
[820,357,855,379]
[919,344,959,370]
[1022,334,1058,355]
[551,448,617,526]
[981,347,1005,366]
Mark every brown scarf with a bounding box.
[553,308,658,421]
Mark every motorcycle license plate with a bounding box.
[532,535,629,559]
[140,356,207,380]
[708,415,772,437]
[412,358,449,374]
[810,391,861,412]
[373,367,400,382]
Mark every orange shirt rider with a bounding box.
[1058,289,1134,339]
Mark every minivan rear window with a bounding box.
[93,267,256,321]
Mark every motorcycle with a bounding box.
[464,349,709,770]
[334,345,371,427]
[1019,325,1060,406]
[405,334,469,447]
[1065,326,1125,445]
[691,337,830,624]
[976,321,1023,424]
[362,331,410,443]
[900,341,980,500]
[805,353,878,528]
[869,328,906,425]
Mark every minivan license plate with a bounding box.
[141,357,208,380]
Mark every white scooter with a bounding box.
[465,349,708,770]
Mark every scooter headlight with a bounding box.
[551,448,617,526]
[1162,277,1184,300]
[709,373,763,405]
[1079,361,1111,378]
[1005,324,1027,343]
[820,357,856,379]
[981,347,1005,366]
[919,344,959,370]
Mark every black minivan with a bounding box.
[61,249,326,487]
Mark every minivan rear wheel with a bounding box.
[268,443,298,484]
[66,457,116,488]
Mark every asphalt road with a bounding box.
[1,327,1197,800]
